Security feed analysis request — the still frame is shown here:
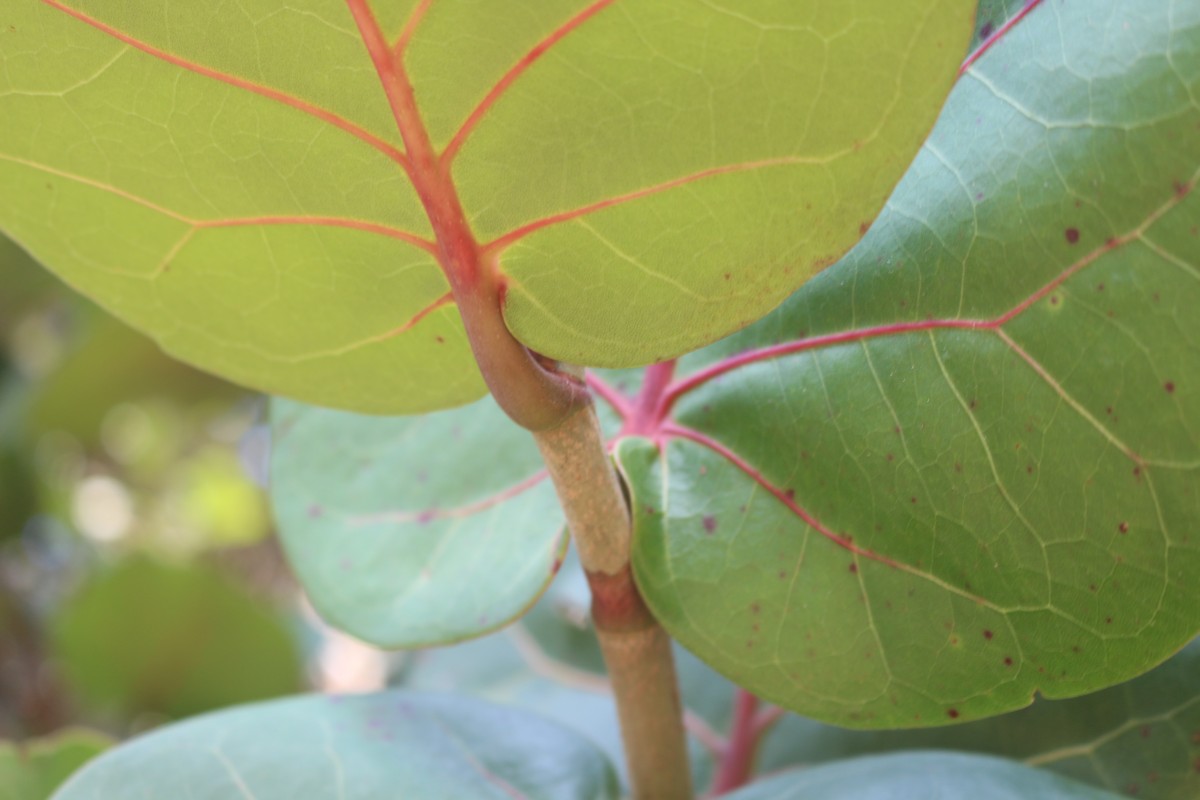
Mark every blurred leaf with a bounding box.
[0,382,36,541]
[27,312,240,446]
[178,447,269,548]
[0,233,56,341]
[725,752,1121,800]
[0,728,111,800]
[51,692,619,800]
[48,558,301,719]
[271,396,565,647]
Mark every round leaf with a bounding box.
[50,558,302,718]
[51,692,619,800]
[271,395,566,647]
[620,0,1200,726]
[0,1,971,412]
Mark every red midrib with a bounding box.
[960,0,1044,75]
[345,0,483,291]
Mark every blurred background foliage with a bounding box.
[0,231,312,796]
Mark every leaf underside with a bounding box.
[0,0,971,413]
[271,395,565,647]
[609,0,1200,727]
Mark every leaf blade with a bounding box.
[622,0,1200,727]
[270,395,566,646]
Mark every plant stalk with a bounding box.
[535,406,693,800]
[710,689,761,795]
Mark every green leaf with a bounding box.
[270,395,566,646]
[0,1,971,412]
[49,558,302,718]
[0,729,112,800]
[723,752,1121,800]
[616,0,1200,727]
[50,692,620,800]
[758,638,1200,799]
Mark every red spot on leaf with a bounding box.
[1064,227,1080,244]
[1119,521,1130,534]
[435,335,445,344]
[307,504,324,519]
[979,21,994,37]
[1004,656,1014,667]
[785,489,796,500]
[947,709,960,719]
[1175,179,1191,199]
[983,629,994,640]
[702,515,717,534]
[859,220,871,236]
[417,510,435,524]
[849,563,858,573]
[1140,725,1152,738]
[1165,381,1176,394]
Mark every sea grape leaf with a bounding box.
[615,0,1200,727]
[0,1,971,413]
[723,752,1121,800]
[757,638,1200,800]
[271,395,566,646]
[49,558,302,719]
[51,693,619,800]
[0,729,112,800]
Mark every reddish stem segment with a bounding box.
[623,360,676,437]
[711,690,762,796]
